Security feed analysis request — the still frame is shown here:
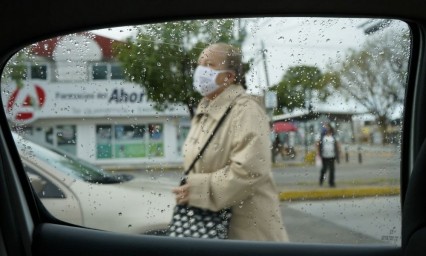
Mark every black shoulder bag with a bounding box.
[166,103,235,239]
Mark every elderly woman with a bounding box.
[172,42,288,242]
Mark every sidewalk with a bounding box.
[273,163,400,201]
[270,144,400,201]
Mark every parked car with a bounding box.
[2,1,426,256]
[13,132,174,234]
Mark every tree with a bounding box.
[272,65,339,114]
[3,50,27,88]
[114,20,248,118]
[331,29,410,143]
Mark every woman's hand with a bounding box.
[172,183,190,205]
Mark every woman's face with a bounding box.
[197,45,235,98]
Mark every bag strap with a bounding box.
[183,98,238,178]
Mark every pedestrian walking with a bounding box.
[316,123,341,187]
[169,42,288,242]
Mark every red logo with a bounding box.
[7,84,46,121]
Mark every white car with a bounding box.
[13,133,175,235]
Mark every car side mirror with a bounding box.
[28,173,46,194]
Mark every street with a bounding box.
[282,196,401,245]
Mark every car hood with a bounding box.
[69,177,175,235]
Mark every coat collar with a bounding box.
[195,84,245,121]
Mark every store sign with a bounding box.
[2,81,188,124]
[6,84,46,123]
[108,89,144,103]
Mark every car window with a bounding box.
[13,133,130,184]
[1,17,410,244]
[25,164,65,199]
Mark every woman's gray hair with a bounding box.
[211,43,245,88]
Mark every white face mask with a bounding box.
[193,65,231,96]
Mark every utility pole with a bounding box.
[260,40,276,116]
[261,40,270,88]
[260,40,277,164]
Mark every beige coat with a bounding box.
[184,84,288,242]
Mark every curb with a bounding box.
[279,186,400,201]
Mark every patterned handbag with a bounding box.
[167,205,232,239]
[166,102,236,239]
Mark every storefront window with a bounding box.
[96,123,164,159]
[96,125,112,159]
[114,125,146,158]
[57,125,76,155]
[177,126,190,156]
[45,127,54,145]
[148,123,164,157]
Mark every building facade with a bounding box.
[2,33,190,167]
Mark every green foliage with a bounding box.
[114,20,248,117]
[4,50,27,88]
[272,65,339,114]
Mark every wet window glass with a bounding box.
[25,165,65,198]
[92,64,108,80]
[1,17,410,245]
[111,64,124,80]
[30,65,47,80]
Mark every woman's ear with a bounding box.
[221,72,233,84]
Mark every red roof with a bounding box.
[30,32,125,60]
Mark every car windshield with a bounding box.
[13,133,126,183]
